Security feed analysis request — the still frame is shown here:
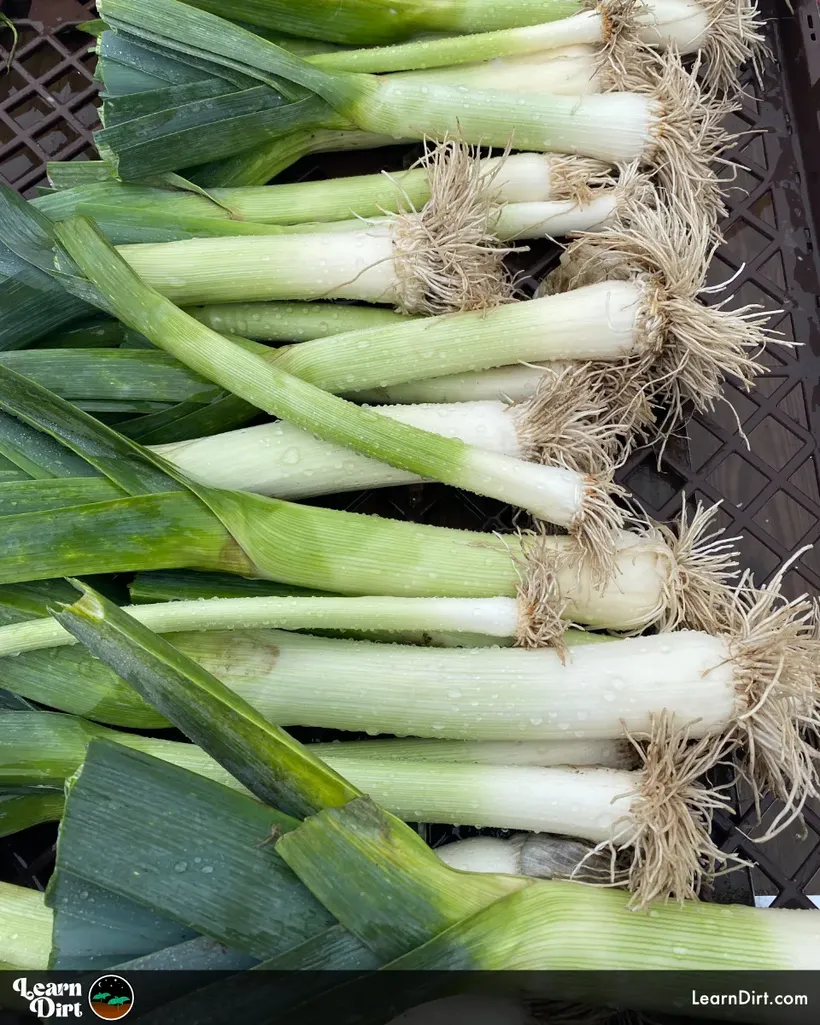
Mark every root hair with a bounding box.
[546,198,778,447]
[513,364,631,476]
[392,138,517,315]
[696,0,770,96]
[651,499,742,633]
[719,576,820,837]
[593,711,742,909]
[545,153,617,204]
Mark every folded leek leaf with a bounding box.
[32,318,130,350]
[54,740,337,959]
[98,91,334,179]
[53,583,357,815]
[0,363,180,496]
[116,394,258,444]
[133,927,379,1025]
[99,30,231,92]
[48,161,117,190]
[115,935,258,972]
[48,871,198,971]
[102,78,241,127]
[0,256,92,352]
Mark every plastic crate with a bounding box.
[1,0,819,911]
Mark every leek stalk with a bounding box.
[183,0,581,45]
[99,0,730,205]
[302,0,764,94]
[150,389,615,498]
[0,596,619,657]
[0,882,52,970]
[55,217,626,552]
[47,151,601,228]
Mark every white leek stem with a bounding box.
[275,283,640,393]
[159,628,739,741]
[391,45,602,96]
[348,364,550,404]
[198,151,592,225]
[311,735,633,768]
[435,833,606,878]
[152,401,523,499]
[290,194,618,241]
[0,881,52,970]
[0,596,522,657]
[332,760,636,839]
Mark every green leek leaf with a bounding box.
[53,740,336,958]
[51,582,357,816]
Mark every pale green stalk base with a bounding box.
[345,78,655,164]
[187,301,413,341]
[129,627,738,741]
[117,231,401,306]
[310,733,630,768]
[391,47,602,97]
[301,194,618,241]
[0,596,521,657]
[395,880,820,976]
[273,282,639,393]
[349,364,549,404]
[310,14,604,73]
[0,881,52,970]
[194,150,560,223]
[152,400,523,500]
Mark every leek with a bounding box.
[0,882,52,970]
[305,0,765,94]
[151,374,624,496]
[189,301,413,341]
[99,0,731,209]
[0,595,618,658]
[348,364,550,405]
[55,217,627,560]
[0,580,813,837]
[0,489,738,637]
[51,150,609,228]
[435,833,612,879]
[184,0,582,43]
[0,711,733,906]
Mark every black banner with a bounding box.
[0,972,817,1025]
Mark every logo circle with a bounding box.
[88,975,134,1020]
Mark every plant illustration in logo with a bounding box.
[88,976,134,1020]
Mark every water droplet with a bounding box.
[281,447,300,466]
[447,688,462,699]
[174,861,188,873]
[202,865,214,874]
[529,716,543,726]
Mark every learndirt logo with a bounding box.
[13,979,83,1018]
[12,975,133,1018]
[88,976,134,1020]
